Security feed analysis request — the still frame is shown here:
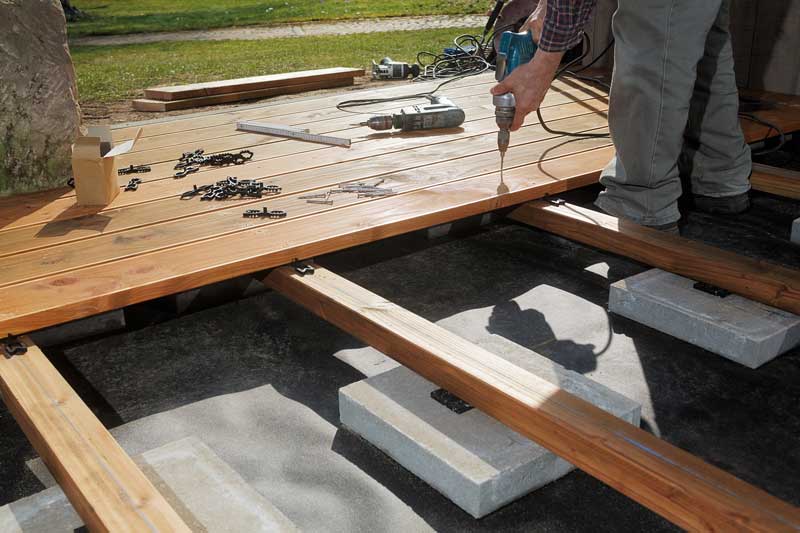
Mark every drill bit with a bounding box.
[496,128,511,194]
[493,93,514,195]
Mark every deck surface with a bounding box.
[0,73,796,335]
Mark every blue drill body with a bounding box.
[497,30,537,81]
[494,30,537,169]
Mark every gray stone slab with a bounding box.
[609,269,800,368]
[28,309,125,347]
[792,217,799,244]
[340,334,641,519]
[28,385,433,533]
[5,437,297,532]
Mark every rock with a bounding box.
[0,0,81,195]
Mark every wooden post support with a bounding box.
[508,200,800,315]
[265,264,800,532]
[0,338,190,533]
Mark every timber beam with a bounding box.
[265,264,800,532]
[508,200,800,315]
[751,163,800,200]
[0,338,189,532]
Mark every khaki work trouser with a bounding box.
[596,0,751,226]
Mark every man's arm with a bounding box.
[491,0,597,131]
[539,0,596,52]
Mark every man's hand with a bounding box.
[520,0,547,43]
[490,49,564,131]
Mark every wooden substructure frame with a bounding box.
[2,207,800,531]
[265,264,800,532]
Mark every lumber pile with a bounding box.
[132,67,364,112]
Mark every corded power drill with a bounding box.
[361,96,466,132]
[494,30,537,184]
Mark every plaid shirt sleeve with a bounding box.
[538,0,597,52]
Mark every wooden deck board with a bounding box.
[0,73,798,335]
[0,131,612,287]
[0,102,610,258]
[143,67,364,101]
[0,78,603,231]
[0,145,610,334]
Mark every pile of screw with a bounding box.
[299,180,396,205]
[180,177,281,201]
[124,177,143,191]
[174,148,254,178]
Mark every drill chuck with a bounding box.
[362,115,395,131]
[493,92,515,153]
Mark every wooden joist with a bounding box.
[264,264,800,532]
[133,77,357,112]
[508,201,800,315]
[143,67,365,101]
[0,338,189,532]
[751,163,800,200]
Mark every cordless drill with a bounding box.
[360,96,466,132]
[494,30,537,181]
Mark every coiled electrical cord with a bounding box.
[336,24,514,113]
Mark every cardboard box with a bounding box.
[71,126,142,206]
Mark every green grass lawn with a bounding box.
[72,26,483,104]
[69,0,485,37]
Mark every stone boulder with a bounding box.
[0,0,82,195]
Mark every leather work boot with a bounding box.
[693,192,750,215]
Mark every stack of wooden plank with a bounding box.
[132,67,364,112]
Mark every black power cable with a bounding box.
[537,32,611,138]
[738,113,787,156]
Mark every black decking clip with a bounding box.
[243,207,287,219]
[2,335,27,359]
[430,388,473,414]
[292,261,315,276]
[124,177,142,191]
[118,164,151,176]
[693,281,731,298]
[174,165,199,179]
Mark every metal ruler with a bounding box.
[236,120,351,148]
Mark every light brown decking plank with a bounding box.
[0,146,611,334]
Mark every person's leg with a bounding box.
[596,0,724,226]
[680,0,751,212]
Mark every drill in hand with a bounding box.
[493,30,537,177]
